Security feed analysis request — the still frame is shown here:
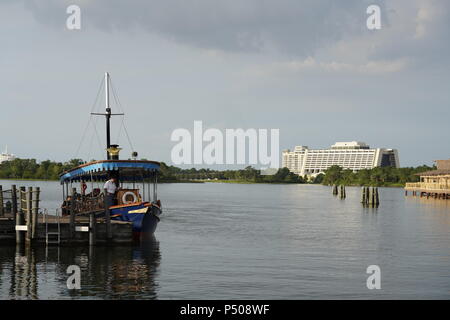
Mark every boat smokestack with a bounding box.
[107,144,122,160]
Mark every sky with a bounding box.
[0,0,449,168]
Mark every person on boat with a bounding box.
[104,176,119,208]
[86,188,100,198]
[92,188,100,197]
[61,195,72,215]
[81,180,87,196]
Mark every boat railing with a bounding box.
[405,182,421,189]
[405,182,450,191]
[72,194,105,214]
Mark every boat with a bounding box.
[59,73,162,241]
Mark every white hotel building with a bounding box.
[0,146,16,164]
[282,141,399,176]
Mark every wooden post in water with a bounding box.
[374,187,380,207]
[28,187,33,240]
[70,187,76,240]
[0,185,4,217]
[12,185,24,244]
[31,187,40,239]
[11,185,17,222]
[19,186,26,213]
[339,185,346,199]
[89,212,96,246]
[105,197,112,240]
[361,187,366,204]
[368,187,373,207]
[332,185,338,196]
[26,187,32,243]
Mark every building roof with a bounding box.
[332,141,367,147]
[416,159,450,176]
[416,169,450,176]
[331,141,370,149]
[436,159,450,170]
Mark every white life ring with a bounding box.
[122,191,138,204]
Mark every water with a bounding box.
[0,180,449,299]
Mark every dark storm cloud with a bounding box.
[21,0,385,57]
[1,0,449,166]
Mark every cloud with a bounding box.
[415,1,441,39]
[367,0,450,63]
[19,0,380,56]
[11,0,450,74]
[244,56,409,78]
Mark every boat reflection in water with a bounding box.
[0,237,161,299]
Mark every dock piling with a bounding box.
[374,187,380,207]
[0,185,4,217]
[363,186,380,208]
[12,185,24,244]
[368,187,373,206]
[332,185,338,196]
[339,185,346,199]
[11,185,20,243]
[26,187,33,243]
[32,187,40,239]
[16,187,25,244]
[70,188,76,239]
[89,212,96,246]
[105,198,112,240]
[361,186,366,203]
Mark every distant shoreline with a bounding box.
[201,179,302,184]
[0,178,57,182]
[0,178,298,185]
[0,177,406,187]
[0,178,205,184]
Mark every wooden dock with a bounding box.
[0,184,134,246]
[0,214,133,245]
[405,159,450,200]
[405,182,450,199]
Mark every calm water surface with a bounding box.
[0,180,449,299]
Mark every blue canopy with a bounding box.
[59,160,160,184]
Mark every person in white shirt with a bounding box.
[104,177,119,208]
[104,178,117,195]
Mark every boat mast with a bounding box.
[105,72,111,159]
[91,72,124,160]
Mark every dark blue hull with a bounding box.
[109,203,161,241]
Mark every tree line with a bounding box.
[0,158,84,180]
[0,158,434,186]
[320,165,434,187]
[159,163,305,183]
[0,158,304,183]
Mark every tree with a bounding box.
[312,173,324,184]
[322,165,343,185]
